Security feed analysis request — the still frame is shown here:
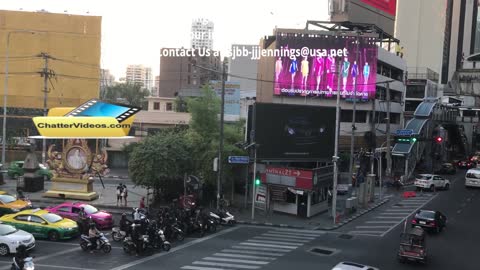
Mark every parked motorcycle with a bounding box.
[80,233,112,253]
[163,221,185,242]
[150,228,171,251]
[11,256,34,270]
[211,209,235,225]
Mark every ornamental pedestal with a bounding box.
[43,139,108,201]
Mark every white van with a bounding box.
[465,168,480,188]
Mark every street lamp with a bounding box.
[375,141,390,200]
[2,30,39,170]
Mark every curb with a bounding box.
[94,175,130,180]
[234,198,390,231]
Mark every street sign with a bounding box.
[228,156,249,164]
[395,129,414,136]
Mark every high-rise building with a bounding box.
[100,69,115,87]
[191,18,214,50]
[158,48,221,97]
[125,65,153,90]
[395,0,478,84]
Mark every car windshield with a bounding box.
[0,195,17,204]
[82,205,99,214]
[416,175,431,180]
[417,211,435,219]
[41,213,62,223]
[0,225,17,236]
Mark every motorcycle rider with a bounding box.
[88,223,100,253]
[131,223,143,256]
[120,213,132,237]
[78,207,88,234]
[13,244,29,270]
[133,208,141,223]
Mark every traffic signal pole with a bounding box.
[251,146,257,220]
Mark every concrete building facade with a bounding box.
[191,18,214,50]
[125,64,153,90]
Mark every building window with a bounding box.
[406,84,426,98]
[166,103,173,111]
[193,79,197,85]
[340,110,367,123]
[187,76,191,84]
[153,102,160,110]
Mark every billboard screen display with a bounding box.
[361,0,397,16]
[254,103,336,160]
[273,33,378,100]
[210,81,241,120]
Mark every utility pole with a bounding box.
[40,52,51,166]
[332,60,342,225]
[370,99,376,175]
[216,58,227,210]
[386,82,392,177]
[349,30,361,191]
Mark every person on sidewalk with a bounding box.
[122,184,128,207]
[116,183,124,206]
[139,197,145,209]
[78,207,88,234]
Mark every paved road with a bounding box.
[0,170,476,270]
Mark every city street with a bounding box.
[0,170,474,270]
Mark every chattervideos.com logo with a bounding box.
[31,99,140,139]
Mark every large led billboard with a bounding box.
[254,103,336,161]
[361,0,397,16]
[273,33,378,100]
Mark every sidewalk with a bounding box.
[0,179,148,213]
[228,186,409,230]
[94,168,130,179]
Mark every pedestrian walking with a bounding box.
[122,184,128,207]
[116,183,124,206]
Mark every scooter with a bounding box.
[150,228,171,251]
[11,256,34,270]
[123,234,150,255]
[111,227,127,242]
[80,233,112,253]
[212,210,235,225]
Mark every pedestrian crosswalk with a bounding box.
[180,228,324,270]
[347,194,436,237]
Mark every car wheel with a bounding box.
[0,244,9,256]
[444,184,450,190]
[48,231,60,241]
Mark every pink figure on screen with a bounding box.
[313,56,324,91]
[275,57,282,82]
[326,55,336,95]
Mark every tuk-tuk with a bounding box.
[398,227,427,264]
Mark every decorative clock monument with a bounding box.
[43,139,109,200]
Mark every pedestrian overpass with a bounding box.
[391,98,462,181]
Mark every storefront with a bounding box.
[261,165,333,218]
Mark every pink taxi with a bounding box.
[46,202,113,229]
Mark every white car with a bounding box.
[414,174,450,191]
[0,224,35,256]
[332,261,379,270]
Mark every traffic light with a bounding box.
[435,136,443,143]
[255,172,261,186]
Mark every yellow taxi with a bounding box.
[0,208,79,241]
[0,194,31,216]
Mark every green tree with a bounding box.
[128,128,192,201]
[102,82,150,109]
[186,86,220,139]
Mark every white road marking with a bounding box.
[384,209,414,212]
[380,194,437,237]
[252,236,309,243]
[193,261,261,269]
[267,231,318,237]
[355,226,392,229]
[365,221,399,224]
[181,266,226,270]
[348,230,384,234]
[246,239,304,246]
[375,216,403,219]
[231,245,292,253]
[378,213,411,215]
[109,226,239,270]
[35,265,97,270]
[271,228,325,235]
[262,233,315,240]
[213,253,277,260]
[202,257,270,265]
[221,249,284,257]
[239,242,298,249]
